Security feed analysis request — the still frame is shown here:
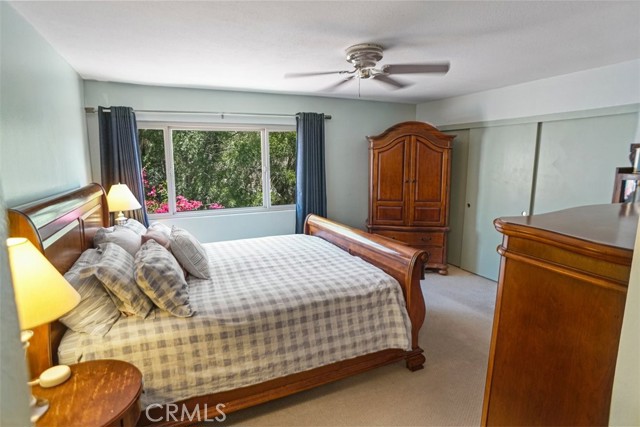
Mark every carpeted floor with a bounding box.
[220,266,497,426]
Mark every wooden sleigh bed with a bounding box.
[8,183,428,426]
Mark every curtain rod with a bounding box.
[84,107,331,120]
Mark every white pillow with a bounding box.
[94,226,141,256]
[121,218,147,236]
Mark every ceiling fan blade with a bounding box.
[284,70,348,78]
[384,62,450,75]
[373,74,409,89]
[322,75,355,91]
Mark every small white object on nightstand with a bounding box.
[39,365,71,388]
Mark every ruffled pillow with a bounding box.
[121,218,147,236]
[94,225,141,256]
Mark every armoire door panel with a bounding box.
[413,207,442,223]
[375,205,404,222]
[413,138,444,203]
[375,139,408,202]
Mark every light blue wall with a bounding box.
[0,3,73,425]
[0,2,90,206]
[84,82,416,241]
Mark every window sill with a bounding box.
[148,205,295,220]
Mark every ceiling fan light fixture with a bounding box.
[345,43,384,69]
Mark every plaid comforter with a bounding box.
[59,234,412,407]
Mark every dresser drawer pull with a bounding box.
[421,236,432,242]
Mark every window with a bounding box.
[139,125,296,216]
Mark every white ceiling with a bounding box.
[10,1,640,104]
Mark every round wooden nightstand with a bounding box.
[33,359,142,427]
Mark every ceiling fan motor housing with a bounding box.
[345,43,384,69]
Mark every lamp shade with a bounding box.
[107,183,142,213]
[6,238,81,330]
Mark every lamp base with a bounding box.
[30,394,49,425]
[115,212,127,226]
[21,330,50,425]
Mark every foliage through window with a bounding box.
[139,126,296,215]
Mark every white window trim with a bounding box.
[139,121,296,219]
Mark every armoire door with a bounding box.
[460,123,538,281]
[370,136,411,225]
[410,136,450,226]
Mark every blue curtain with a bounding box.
[98,106,149,226]
[295,112,326,233]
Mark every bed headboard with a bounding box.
[7,183,108,377]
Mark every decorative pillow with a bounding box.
[59,249,121,336]
[92,243,154,318]
[94,226,141,257]
[122,218,147,236]
[148,222,172,239]
[169,226,211,279]
[142,228,170,249]
[134,240,193,317]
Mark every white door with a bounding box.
[460,123,538,281]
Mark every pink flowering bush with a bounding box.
[142,168,224,214]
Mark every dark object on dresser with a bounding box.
[612,166,640,203]
[367,121,454,274]
[482,203,637,426]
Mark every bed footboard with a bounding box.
[304,214,428,370]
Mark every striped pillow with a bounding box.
[135,240,193,317]
[170,227,211,279]
[92,243,154,318]
[59,249,121,336]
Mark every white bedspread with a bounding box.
[59,234,412,407]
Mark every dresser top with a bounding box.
[495,203,638,252]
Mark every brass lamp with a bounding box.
[7,238,81,424]
[107,183,142,225]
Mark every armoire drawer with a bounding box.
[374,230,444,247]
[419,246,444,265]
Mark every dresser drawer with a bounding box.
[375,230,444,247]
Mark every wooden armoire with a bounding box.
[367,121,454,274]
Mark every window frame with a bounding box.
[138,121,297,218]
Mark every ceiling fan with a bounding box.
[284,43,450,91]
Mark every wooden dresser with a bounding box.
[367,121,454,274]
[483,203,638,426]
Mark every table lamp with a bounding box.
[107,183,142,226]
[7,237,81,424]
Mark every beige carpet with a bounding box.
[220,266,497,427]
